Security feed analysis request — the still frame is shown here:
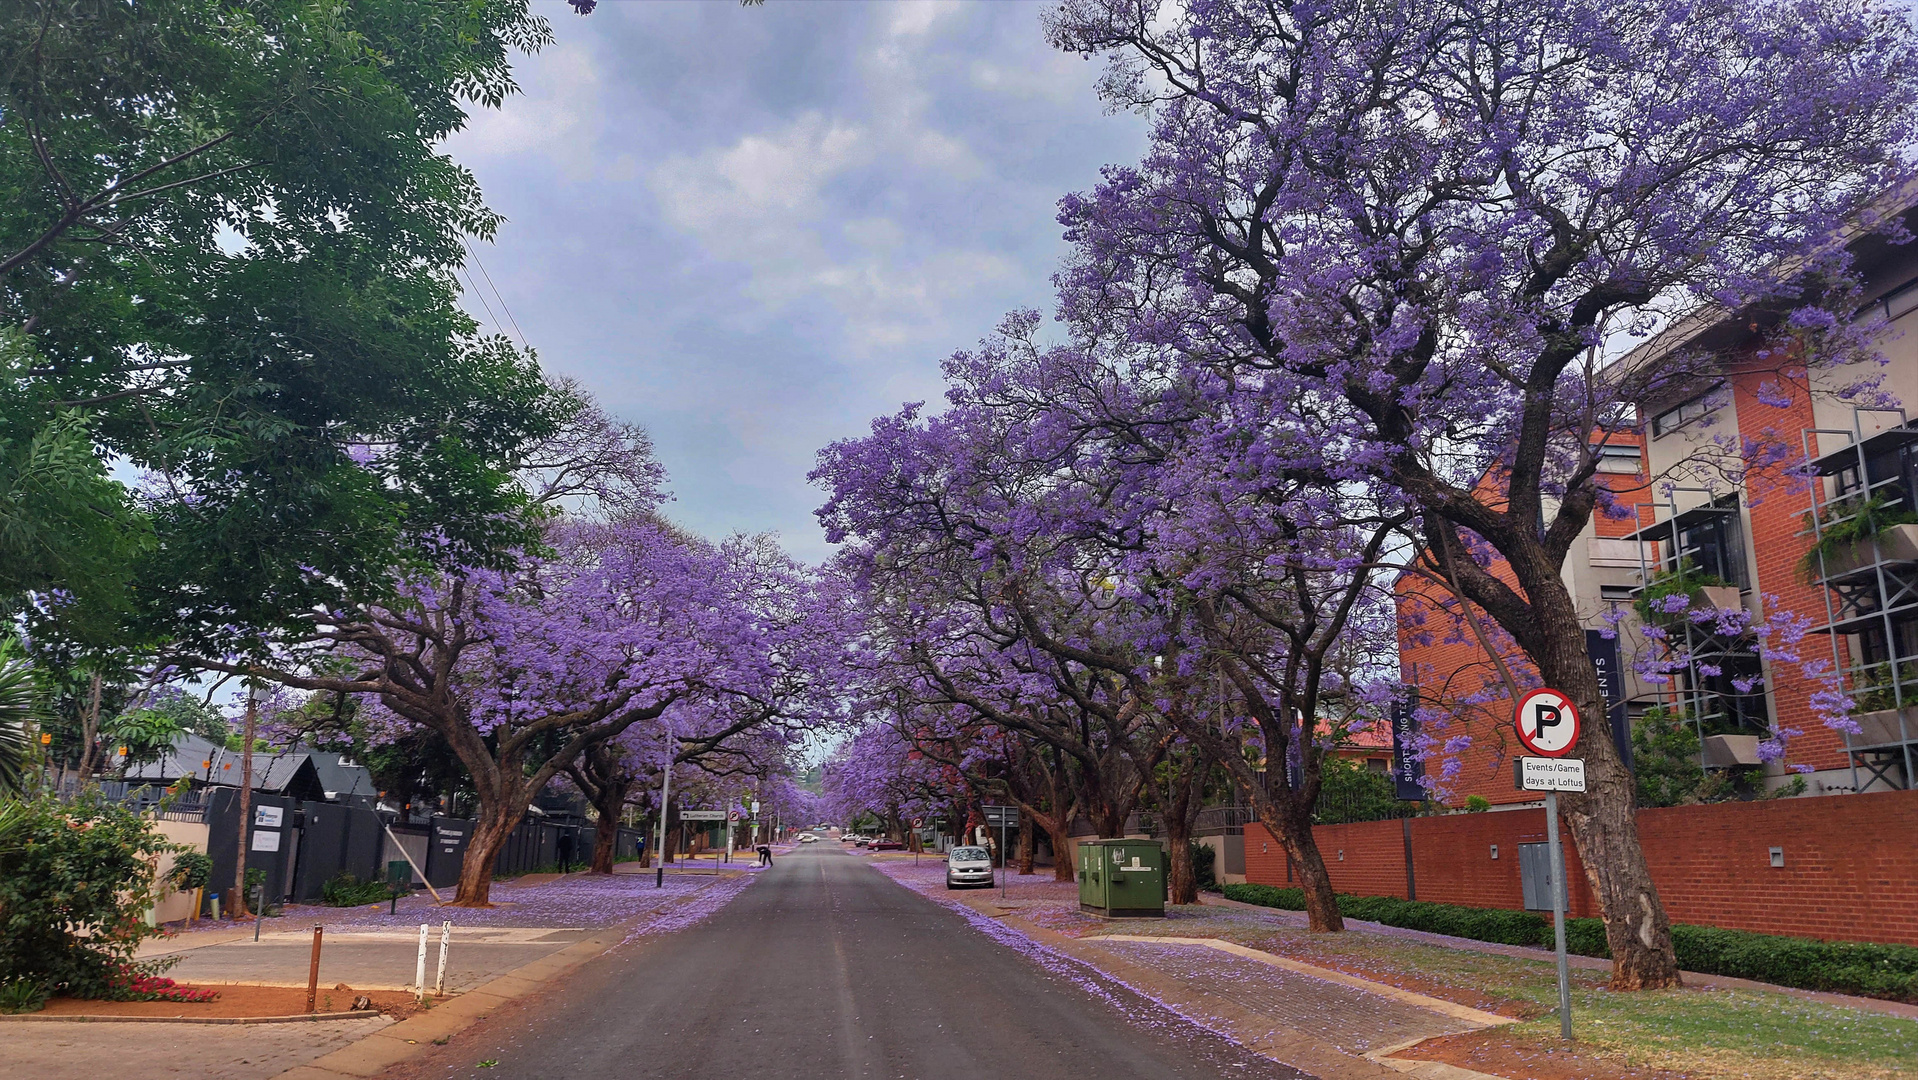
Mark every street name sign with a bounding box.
[679,809,727,821]
[1515,756,1586,793]
[1514,688,1581,757]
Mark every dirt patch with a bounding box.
[37,983,435,1020]
[1394,1030,1696,1080]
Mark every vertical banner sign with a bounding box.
[1586,629,1633,775]
[1389,693,1425,801]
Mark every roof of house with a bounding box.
[125,734,374,801]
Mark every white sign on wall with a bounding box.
[251,829,282,852]
[253,805,284,828]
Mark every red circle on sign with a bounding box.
[1514,688,1582,758]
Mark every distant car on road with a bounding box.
[946,846,993,889]
[868,839,904,851]
[799,835,819,844]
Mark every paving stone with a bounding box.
[1085,938,1482,1056]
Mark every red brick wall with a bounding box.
[1727,359,1850,769]
[1246,789,1918,946]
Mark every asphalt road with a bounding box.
[388,843,1313,1080]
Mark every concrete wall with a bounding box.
[149,819,209,924]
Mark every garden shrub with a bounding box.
[1221,884,1918,1001]
[1188,840,1217,891]
[170,851,212,891]
[0,792,176,999]
[0,977,48,1014]
[321,871,392,907]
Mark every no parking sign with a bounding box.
[1514,688,1581,757]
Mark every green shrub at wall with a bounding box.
[321,871,391,907]
[0,792,175,999]
[1221,884,1918,1002]
[1188,840,1217,891]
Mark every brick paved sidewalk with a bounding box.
[1085,938,1485,1056]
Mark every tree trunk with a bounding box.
[588,779,629,875]
[1527,608,1679,989]
[1165,816,1197,906]
[1016,810,1035,875]
[454,795,522,906]
[232,687,257,919]
[76,671,103,781]
[1264,796,1342,932]
[1045,819,1075,881]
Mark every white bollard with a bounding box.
[414,923,429,1001]
[434,921,451,997]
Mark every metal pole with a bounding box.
[435,921,451,997]
[381,822,444,903]
[654,762,672,889]
[305,926,323,1013]
[1545,791,1572,1040]
[254,884,265,941]
[415,923,429,1001]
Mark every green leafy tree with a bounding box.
[1,0,565,651]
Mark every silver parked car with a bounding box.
[946,845,994,889]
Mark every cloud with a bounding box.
[450,42,605,179]
[438,1,1148,560]
[651,112,868,233]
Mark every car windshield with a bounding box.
[950,847,989,862]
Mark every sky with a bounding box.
[442,0,1148,561]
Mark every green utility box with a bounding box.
[1077,838,1166,918]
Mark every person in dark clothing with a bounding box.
[756,844,772,867]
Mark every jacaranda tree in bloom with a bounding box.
[817,402,1181,866]
[201,516,762,906]
[1044,0,1918,986]
[920,314,1411,926]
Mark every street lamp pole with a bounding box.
[653,760,672,889]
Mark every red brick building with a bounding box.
[1396,191,1918,804]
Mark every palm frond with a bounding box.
[0,650,44,797]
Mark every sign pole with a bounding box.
[1545,790,1572,1040]
[1512,685,1582,1042]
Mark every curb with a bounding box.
[264,875,739,1080]
[0,1009,380,1026]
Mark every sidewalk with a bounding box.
[11,868,762,1080]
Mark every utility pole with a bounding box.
[653,759,672,889]
[233,683,260,919]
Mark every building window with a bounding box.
[1594,442,1643,475]
[1651,385,1724,439]
[1673,502,1750,590]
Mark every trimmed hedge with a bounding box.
[1220,884,1918,1002]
